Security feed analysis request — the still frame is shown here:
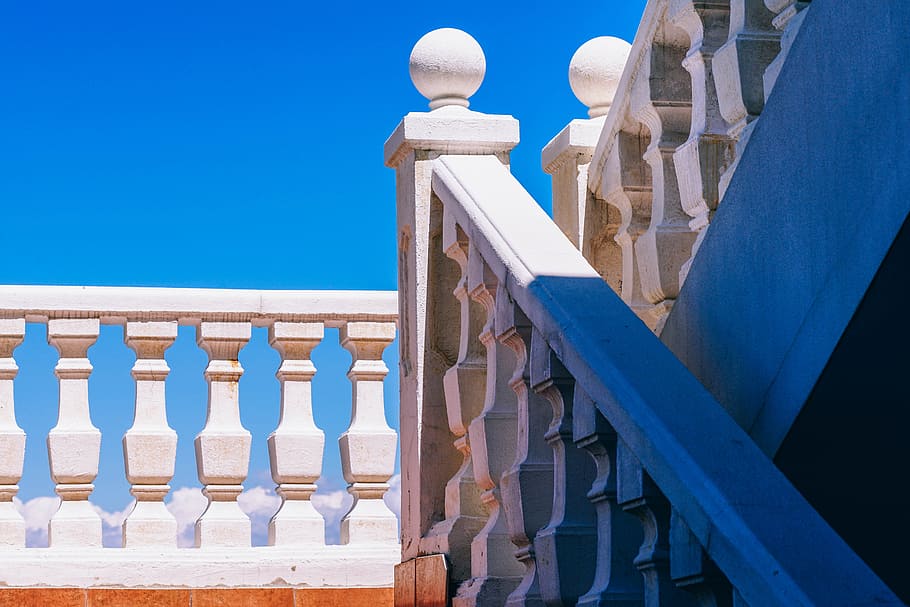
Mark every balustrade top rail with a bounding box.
[0,285,398,326]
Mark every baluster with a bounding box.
[0,319,25,547]
[573,389,642,606]
[122,321,178,547]
[426,209,487,583]
[497,297,553,607]
[454,258,523,607]
[599,128,660,330]
[267,321,325,546]
[669,0,736,286]
[714,0,781,197]
[762,0,812,97]
[530,331,597,606]
[195,321,252,547]
[670,509,733,607]
[617,439,696,607]
[339,321,398,544]
[47,319,102,547]
[630,23,696,332]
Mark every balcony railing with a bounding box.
[0,285,398,589]
[387,27,900,607]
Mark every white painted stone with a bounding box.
[409,28,485,110]
[0,544,398,588]
[0,286,397,327]
[267,321,326,546]
[454,271,523,607]
[195,321,252,548]
[0,319,25,547]
[385,68,518,566]
[568,37,631,118]
[338,321,398,544]
[46,318,102,547]
[122,321,178,547]
[423,208,486,585]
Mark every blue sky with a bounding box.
[0,0,647,545]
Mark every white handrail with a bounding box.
[430,153,899,607]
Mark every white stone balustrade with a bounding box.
[0,285,398,589]
[572,0,812,333]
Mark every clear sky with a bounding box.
[0,0,647,546]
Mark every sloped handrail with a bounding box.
[430,153,899,606]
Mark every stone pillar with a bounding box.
[0,319,25,547]
[543,37,631,293]
[47,319,102,547]
[194,321,252,547]
[267,321,325,546]
[122,321,178,547]
[385,26,519,562]
[339,321,398,544]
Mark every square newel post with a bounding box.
[543,116,605,250]
[46,319,103,547]
[385,26,519,563]
[122,321,178,547]
[0,319,25,547]
[267,321,326,546]
[339,321,398,544]
[194,321,252,547]
[544,38,632,300]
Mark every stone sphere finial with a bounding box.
[409,28,486,111]
[569,36,632,118]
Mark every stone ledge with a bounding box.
[0,587,393,606]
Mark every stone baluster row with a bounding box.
[0,317,396,549]
[630,21,696,332]
[669,0,736,286]
[714,0,781,198]
[454,259,523,607]
[498,297,552,607]
[431,208,488,584]
[529,330,597,606]
[551,5,811,329]
[572,388,642,606]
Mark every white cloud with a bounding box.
[14,495,60,547]
[238,486,281,546]
[92,500,134,548]
[10,476,402,549]
[165,487,208,548]
[312,488,352,544]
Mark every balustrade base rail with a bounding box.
[0,544,398,588]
